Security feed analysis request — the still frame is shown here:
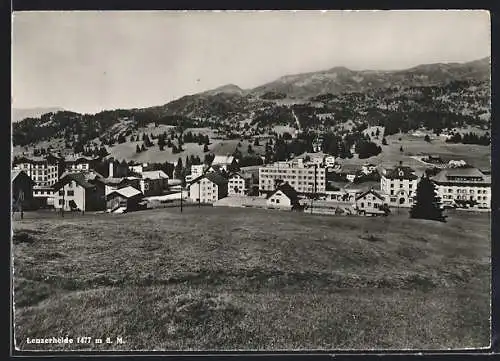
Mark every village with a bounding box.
[11,135,491,218]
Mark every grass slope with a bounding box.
[13,207,490,350]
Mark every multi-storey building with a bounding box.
[259,158,326,195]
[188,172,228,204]
[380,164,419,207]
[13,155,62,207]
[228,172,251,196]
[52,171,106,212]
[431,167,491,209]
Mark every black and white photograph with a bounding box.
[11,10,491,351]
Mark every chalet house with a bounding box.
[140,170,169,196]
[266,183,300,210]
[361,163,377,175]
[12,170,34,211]
[354,189,387,216]
[431,167,491,209]
[128,162,148,175]
[188,172,229,204]
[106,186,145,212]
[64,155,99,172]
[211,155,238,172]
[228,172,251,196]
[380,164,419,207]
[52,172,106,212]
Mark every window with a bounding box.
[391,183,394,188]
[409,184,412,189]
[67,190,74,196]
[400,184,403,188]
[58,199,64,205]
[390,190,394,195]
[275,199,280,204]
[367,202,371,207]
[59,190,64,196]
[271,199,275,203]
[390,197,397,203]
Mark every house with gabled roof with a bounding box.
[52,171,106,212]
[211,155,238,172]
[188,171,229,204]
[140,170,169,196]
[266,182,300,210]
[228,171,252,196]
[106,186,145,212]
[354,189,388,216]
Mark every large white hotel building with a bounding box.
[259,158,326,195]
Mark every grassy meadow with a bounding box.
[12,207,490,351]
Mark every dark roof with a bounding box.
[355,189,384,201]
[269,182,299,203]
[382,166,418,180]
[16,154,61,164]
[189,170,229,186]
[431,167,490,185]
[11,170,34,184]
[52,173,96,190]
[204,171,229,186]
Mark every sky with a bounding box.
[12,10,491,114]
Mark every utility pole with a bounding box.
[61,187,65,218]
[198,181,201,208]
[180,185,183,213]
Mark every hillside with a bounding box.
[12,107,65,122]
[11,57,491,159]
[251,57,490,99]
[13,207,490,350]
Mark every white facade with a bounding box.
[67,162,90,171]
[435,184,490,209]
[259,162,326,194]
[189,178,223,204]
[266,190,293,209]
[228,173,248,196]
[191,164,205,178]
[324,156,336,168]
[380,168,418,207]
[16,161,59,189]
[16,160,59,202]
[53,180,86,211]
[361,164,377,175]
[432,168,491,209]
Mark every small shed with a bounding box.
[106,186,144,212]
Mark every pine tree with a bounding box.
[158,135,166,150]
[174,158,183,179]
[410,175,446,222]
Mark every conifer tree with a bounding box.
[410,175,446,222]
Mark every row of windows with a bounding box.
[390,183,413,188]
[444,188,488,194]
[262,175,323,181]
[261,169,325,175]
